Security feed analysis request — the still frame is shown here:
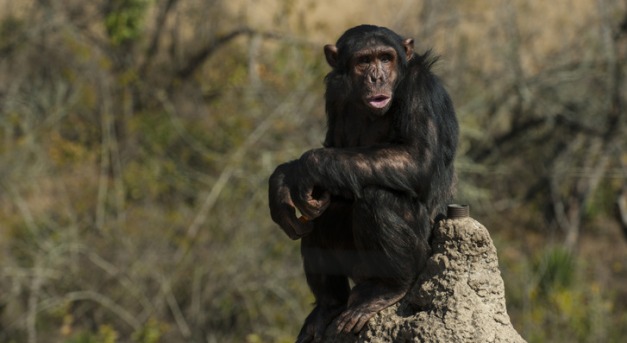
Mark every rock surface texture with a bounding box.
[322,217,527,343]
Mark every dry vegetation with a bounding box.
[0,0,626,342]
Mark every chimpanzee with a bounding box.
[268,25,458,342]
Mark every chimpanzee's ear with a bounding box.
[403,38,414,61]
[324,45,339,68]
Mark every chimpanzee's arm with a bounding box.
[296,143,434,199]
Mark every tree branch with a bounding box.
[139,0,180,78]
[176,27,251,79]
[176,27,292,80]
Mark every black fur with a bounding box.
[268,25,458,342]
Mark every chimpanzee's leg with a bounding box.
[297,201,355,343]
[334,187,431,334]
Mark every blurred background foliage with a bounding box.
[0,0,626,342]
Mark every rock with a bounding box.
[321,217,526,343]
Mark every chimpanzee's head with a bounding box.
[324,25,414,115]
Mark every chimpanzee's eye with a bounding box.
[358,56,371,65]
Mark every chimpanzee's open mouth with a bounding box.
[367,95,391,109]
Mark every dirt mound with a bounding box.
[322,217,526,342]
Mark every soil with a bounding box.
[320,217,527,343]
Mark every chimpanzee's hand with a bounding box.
[290,182,331,222]
[269,162,315,239]
[289,152,331,221]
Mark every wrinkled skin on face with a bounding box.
[324,38,414,117]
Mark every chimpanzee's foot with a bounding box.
[297,304,344,343]
[333,282,408,334]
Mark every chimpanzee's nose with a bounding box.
[369,66,383,84]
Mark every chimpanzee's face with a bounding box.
[348,41,400,115]
[324,37,414,117]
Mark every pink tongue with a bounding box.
[369,97,390,109]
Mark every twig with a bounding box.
[38,291,141,330]
[176,27,307,80]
